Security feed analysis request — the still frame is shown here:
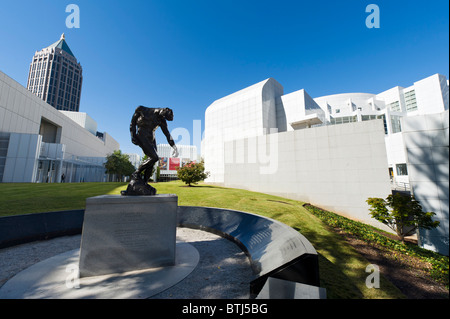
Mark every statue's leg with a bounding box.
[141,157,156,182]
[124,136,158,196]
[144,140,159,182]
[135,158,151,179]
[138,139,159,184]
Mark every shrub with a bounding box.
[176,160,210,186]
[367,193,440,244]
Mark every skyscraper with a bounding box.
[27,33,83,112]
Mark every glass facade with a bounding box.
[330,115,357,125]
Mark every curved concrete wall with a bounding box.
[177,206,320,294]
[0,210,84,248]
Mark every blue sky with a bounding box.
[0,0,448,155]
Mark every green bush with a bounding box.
[176,160,210,186]
[367,194,440,244]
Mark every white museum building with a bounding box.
[0,70,119,183]
[202,73,449,255]
[156,143,198,181]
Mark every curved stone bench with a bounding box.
[177,206,320,296]
[0,210,84,249]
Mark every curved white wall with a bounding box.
[204,78,283,183]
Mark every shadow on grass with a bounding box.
[293,226,404,299]
[176,184,232,190]
[318,253,364,299]
[297,227,367,298]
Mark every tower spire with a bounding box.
[60,33,65,40]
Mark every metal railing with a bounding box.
[390,180,410,191]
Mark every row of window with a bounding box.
[30,85,45,95]
[33,53,81,68]
[328,114,391,134]
[361,114,388,134]
[46,91,80,111]
[329,115,357,125]
[386,98,418,113]
[337,114,401,134]
[329,89,418,115]
[404,90,418,112]
[388,101,401,112]
[31,57,81,80]
[47,84,80,96]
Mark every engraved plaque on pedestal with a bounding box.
[79,194,178,278]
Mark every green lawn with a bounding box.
[0,182,125,216]
[0,181,406,299]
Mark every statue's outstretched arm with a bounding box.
[161,122,178,157]
[161,122,175,147]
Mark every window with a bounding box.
[329,116,357,125]
[404,90,417,112]
[391,115,402,133]
[388,101,401,112]
[378,114,388,134]
[396,163,408,176]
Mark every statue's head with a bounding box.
[160,108,174,121]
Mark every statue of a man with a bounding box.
[122,106,178,195]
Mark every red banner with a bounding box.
[169,157,180,171]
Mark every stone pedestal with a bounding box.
[79,194,178,278]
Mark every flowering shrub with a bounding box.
[176,160,210,186]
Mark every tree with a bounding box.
[176,160,210,186]
[367,193,440,244]
[104,150,135,182]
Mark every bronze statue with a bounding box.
[122,106,178,195]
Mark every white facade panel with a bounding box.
[3,133,40,183]
[204,78,283,183]
[403,110,449,255]
[414,74,448,115]
[60,111,98,135]
[224,120,392,231]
